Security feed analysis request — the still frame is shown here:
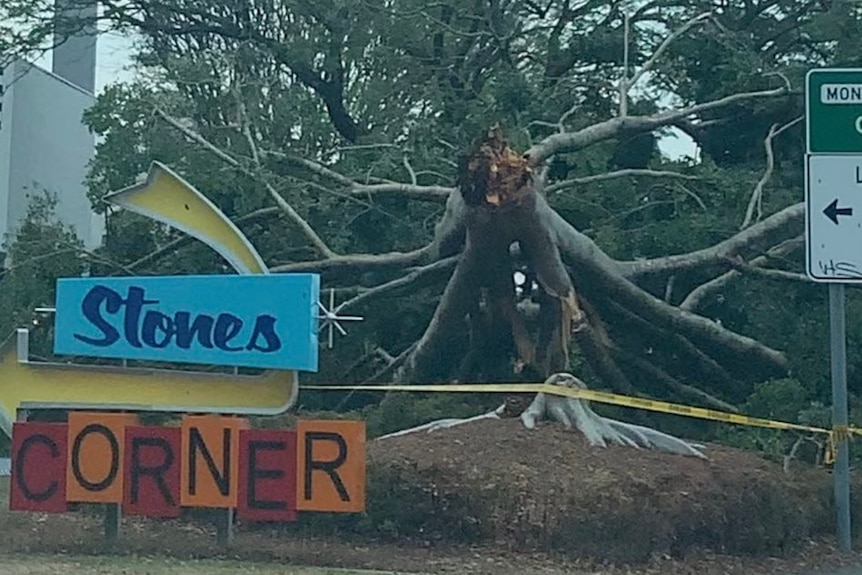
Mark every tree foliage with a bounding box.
[0,192,87,350]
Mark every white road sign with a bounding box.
[806,154,862,282]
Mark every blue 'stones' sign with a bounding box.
[53,274,319,371]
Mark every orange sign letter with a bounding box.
[296,420,365,513]
[180,415,248,508]
[66,412,137,503]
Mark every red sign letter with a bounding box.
[238,429,297,522]
[123,426,181,518]
[9,422,69,513]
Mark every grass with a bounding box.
[0,554,410,575]
[0,477,423,574]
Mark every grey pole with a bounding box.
[830,282,852,552]
[215,507,234,548]
[104,503,121,542]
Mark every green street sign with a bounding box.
[807,68,862,154]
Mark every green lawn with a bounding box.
[0,477,421,574]
[0,555,409,575]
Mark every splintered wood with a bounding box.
[560,289,586,362]
[457,125,587,381]
[462,126,533,207]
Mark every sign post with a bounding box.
[805,68,862,552]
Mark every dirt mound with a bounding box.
[362,418,835,562]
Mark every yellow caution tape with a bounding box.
[301,382,862,463]
[825,426,856,466]
[833,424,855,442]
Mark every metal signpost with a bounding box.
[805,68,862,552]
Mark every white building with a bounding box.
[0,3,103,264]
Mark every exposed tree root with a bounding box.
[376,405,505,440]
[521,373,706,458]
[378,373,707,459]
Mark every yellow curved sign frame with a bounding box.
[103,161,268,275]
[0,161,300,437]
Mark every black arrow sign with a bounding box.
[824,198,853,225]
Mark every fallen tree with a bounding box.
[364,124,796,457]
[156,96,802,457]
[3,1,815,457]
[149,43,801,457]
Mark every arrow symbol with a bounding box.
[0,329,298,438]
[824,198,853,225]
[0,161,302,439]
[104,161,269,274]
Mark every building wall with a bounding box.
[0,60,104,256]
[0,66,13,254]
[52,0,97,95]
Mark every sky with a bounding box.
[32,30,699,162]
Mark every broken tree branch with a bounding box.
[271,187,468,277]
[271,246,433,274]
[524,85,790,165]
[619,11,631,117]
[156,109,336,258]
[740,116,803,229]
[262,150,356,186]
[263,149,452,201]
[234,90,337,258]
[403,155,417,185]
[546,196,788,373]
[157,109,472,279]
[626,12,712,94]
[350,183,451,200]
[721,255,811,284]
[545,169,702,195]
[365,341,419,384]
[621,202,804,279]
[680,236,804,311]
[337,256,459,313]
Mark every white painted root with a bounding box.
[376,404,505,440]
[522,373,707,459]
[375,373,707,460]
